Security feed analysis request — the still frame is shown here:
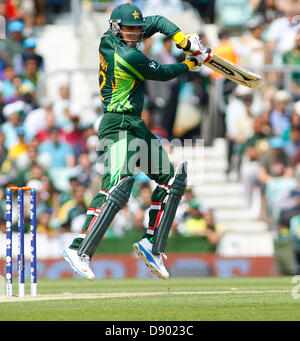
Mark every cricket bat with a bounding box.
[204,54,262,88]
[185,33,261,88]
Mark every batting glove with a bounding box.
[186,33,205,53]
[187,48,211,70]
[175,32,204,53]
[177,33,205,53]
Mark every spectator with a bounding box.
[284,127,300,160]
[37,210,59,237]
[14,142,39,185]
[26,178,51,217]
[19,162,45,185]
[36,111,59,143]
[4,20,24,70]
[282,102,300,143]
[1,64,19,103]
[176,187,201,223]
[225,85,254,176]
[265,163,297,226]
[53,84,71,129]
[282,32,300,101]
[62,107,86,159]
[177,201,223,249]
[133,208,145,233]
[136,182,152,210]
[85,134,98,167]
[39,174,60,209]
[60,184,88,232]
[201,208,223,247]
[254,0,282,24]
[259,136,293,185]
[7,126,28,167]
[211,28,240,82]
[74,152,97,188]
[18,80,38,115]
[230,88,255,145]
[1,101,23,149]
[24,97,54,140]
[22,37,45,72]
[277,165,300,232]
[59,176,80,205]
[38,127,75,169]
[91,94,103,132]
[265,0,298,64]
[258,136,294,220]
[237,15,267,66]
[240,115,273,207]
[178,199,203,236]
[21,56,42,88]
[269,90,292,136]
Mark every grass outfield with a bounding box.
[0,277,299,321]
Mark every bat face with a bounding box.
[205,54,262,88]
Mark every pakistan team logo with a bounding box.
[132,11,140,20]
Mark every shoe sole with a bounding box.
[62,250,95,281]
[133,243,168,280]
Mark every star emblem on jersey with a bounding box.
[132,10,140,19]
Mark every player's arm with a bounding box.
[143,16,200,53]
[125,49,194,81]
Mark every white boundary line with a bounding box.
[0,290,291,303]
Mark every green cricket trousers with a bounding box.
[70,112,175,250]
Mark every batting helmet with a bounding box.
[109,3,145,44]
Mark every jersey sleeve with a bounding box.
[143,15,181,39]
[125,49,190,82]
[143,15,189,55]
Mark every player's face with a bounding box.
[121,25,142,47]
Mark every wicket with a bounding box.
[5,186,37,297]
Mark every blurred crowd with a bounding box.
[0,0,300,255]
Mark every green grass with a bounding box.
[0,277,299,321]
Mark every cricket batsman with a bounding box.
[62,3,211,280]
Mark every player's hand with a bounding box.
[186,48,211,71]
[186,33,205,53]
[176,33,204,53]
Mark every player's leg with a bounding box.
[63,131,136,279]
[133,130,187,279]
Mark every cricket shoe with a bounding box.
[133,238,169,280]
[62,248,95,281]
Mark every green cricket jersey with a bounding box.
[99,15,190,117]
